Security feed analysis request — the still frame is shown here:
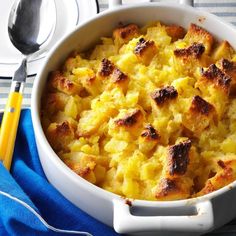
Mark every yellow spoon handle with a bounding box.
[0,87,23,170]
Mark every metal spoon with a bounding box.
[0,0,56,170]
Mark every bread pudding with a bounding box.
[41,22,236,201]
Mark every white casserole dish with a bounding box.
[31,1,236,235]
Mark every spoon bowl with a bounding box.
[8,0,56,56]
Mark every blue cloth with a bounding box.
[0,109,120,236]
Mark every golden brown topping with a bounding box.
[216,165,234,181]
[120,24,139,39]
[197,181,215,195]
[65,155,97,182]
[182,96,216,136]
[139,124,159,153]
[219,59,236,82]
[155,178,178,197]
[134,38,155,55]
[190,95,214,115]
[174,43,211,74]
[218,59,236,95]
[165,24,186,42]
[42,22,236,201]
[115,110,142,127]
[134,38,157,65]
[208,170,217,179]
[217,160,226,169]
[212,41,234,62]
[188,23,209,36]
[196,160,236,197]
[86,76,96,84]
[46,93,60,107]
[174,43,205,59]
[168,140,191,176]
[46,121,75,152]
[99,58,114,77]
[155,176,192,200]
[112,68,128,83]
[49,71,80,95]
[79,88,90,98]
[77,166,91,177]
[141,124,160,140]
[42,92,69,114]
[56,121,73,135]
[113,24,140,45]
[151,86,178,106]
[201,64,231,92]
[220,58,236,71]
[184,23,214,54]
[108,68,130,92]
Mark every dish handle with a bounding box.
[108,0,193,8]
[113,199,213,234]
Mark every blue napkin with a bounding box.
[0,109,120,236]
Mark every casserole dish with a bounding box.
[31,1,236,235]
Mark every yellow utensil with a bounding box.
[0,0,56,170]
[0,58,26,170]
[0,89,23,170]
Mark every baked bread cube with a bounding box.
[139,124,160,153]
[64,153,104,184]
[174,43,212,74]
[165,24,186,42]
[174,43,205,59]
[73,67,100,96]
[212,41,234,62]
[196,159,236,196]
[49,71,80,95]
[155,177,192,200]
[113,23,140,46]
[98,58,115,78]
[47,121,75,152]
[200,64,231,93]
[184,23,214,54]
[151,85,178,107]
[42,92,69,115]
[110,68,130,92]
[115,109,143,128]
[155,139,193,200]
[218,58,236,95]
[167,139,191,177]
[182,95,216,136]
[196,64,231,117]
[134,38,157,65]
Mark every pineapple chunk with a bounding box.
[64,96,79,119]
